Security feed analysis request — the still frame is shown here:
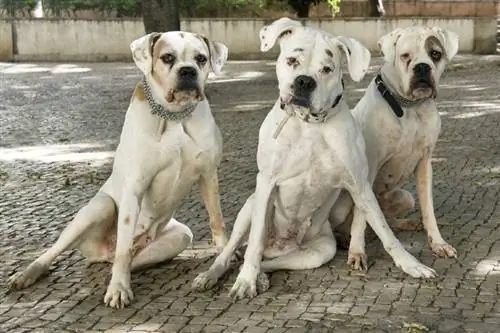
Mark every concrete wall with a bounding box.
[0,17,497,62]
[0,20,13,61]
[340,0,500,17]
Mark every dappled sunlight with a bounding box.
[177,240,219,260]
[0,143,114,163]
[11,84,33,90]
[0,63,91,74]
[441,83,484,90]
[431,157,447,163]
[466,165,500,187]
[208,70,267,84]
[213,99,276,112]
[472,257,500,277]
[1,63,51,73]
[51,64,91,73]
[439,101,500,119]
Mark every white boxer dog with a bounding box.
[330,26,459,271]
[192,18,436,300]
[8,31,229,308]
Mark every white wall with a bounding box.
[0,17,496,62]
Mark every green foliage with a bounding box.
[0,0,341,18]
[327,0,342,14]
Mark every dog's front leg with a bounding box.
[200,170,228,251]
[349,183,437,278]
[347,205,368,271]
[104,184,144,308]
[229,174,275,299]
[416,153,456,258]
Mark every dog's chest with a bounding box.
[263,128,342,220]
[144,125,218,211]
[375,110,440,193]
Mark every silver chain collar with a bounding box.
[141,76,197,121]
[393,91,431,108]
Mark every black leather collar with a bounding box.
[330,78,344,109]
[374,74,404,118]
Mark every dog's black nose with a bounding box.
[179,66,197,78]
[413,63,431,76]
[293,75,317,94]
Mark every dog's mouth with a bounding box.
[410,77,436,99]
[166,88,204,104]
[280,94,311,109]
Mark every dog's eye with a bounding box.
[287,57,297,66]
[430,50,442,61]
[160,54,175,64]
[321,66,333,74]
[195,54,208,65]
[400,53,410,61]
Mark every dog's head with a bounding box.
[260,18,370,114]
[130,31,228,107]
[378,26,458,99]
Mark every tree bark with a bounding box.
[32,0,44,18]
[288,0,311,18]
[369,0,385,17]
[141,0,180,33]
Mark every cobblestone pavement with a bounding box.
[0,55,499,333]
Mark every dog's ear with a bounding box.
[430,27,459,61]
[377,28,404,63]
[334,36,371,82]
[259,17,303,52]
[130,32,162,75]
[199,36,228,75]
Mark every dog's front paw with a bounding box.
[8,262,48,290]
[229,276,257,300]
[393,251,437,279]
[430,241,457,258]
[104,278,134,308]
[192,270,219,291]
[229,265,260,299]
[347,252,368,272]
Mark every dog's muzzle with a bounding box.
[167,66,203,103]
[290,75,317,108]
[411,63,433,89]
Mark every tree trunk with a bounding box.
[369,0,385,17]
[141,0,180,33]
[288,0,311,18]
[32,0,44,18]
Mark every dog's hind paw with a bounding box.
[8,262,48,290]
[104,279,134,308]
[430,242,457,258]
[192,271,219,291]
[256,272,270,293]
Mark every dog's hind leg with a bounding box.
[260,223,337,273]
[378,188,422,231]
[8,191,116,289]
[192,193,254,291]
[131,218,193,271]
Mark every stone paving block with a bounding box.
[0,56,499,332]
